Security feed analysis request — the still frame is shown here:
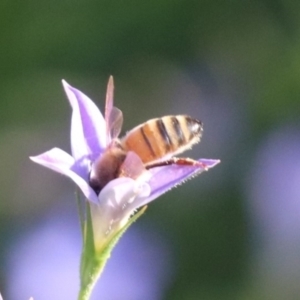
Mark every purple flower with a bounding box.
[30,78,219,247]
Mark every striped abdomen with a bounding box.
[120,115,203,164]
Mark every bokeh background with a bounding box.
[1,1,300,299]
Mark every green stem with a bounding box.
[78,259,107,300]
[77,205,148,300]
[75,188,85,237]
[79,202,95,300]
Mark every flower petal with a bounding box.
[91,177,151,249]
[129,159,221,209]
[30,147,99,203]
[62,80,106,161]
[98,177,151,210]
[97,177,151,226]
[30,147,75,169]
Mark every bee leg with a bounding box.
[146,157,208,170]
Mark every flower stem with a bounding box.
[77,205,148,300]
[75,188,85,237]
[78,259,107,300]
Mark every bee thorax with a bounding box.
[89,148,127,194]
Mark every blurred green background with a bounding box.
[1,1,300,299]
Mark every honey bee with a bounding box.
[89,77,204,194]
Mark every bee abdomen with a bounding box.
[161,115,203,148]
[156,118,173,151]
[139,117,176,158]
[183,116,203,142]
[121,115,203,164]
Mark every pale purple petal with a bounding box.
[98,177,151,209]
[130,159,220,209]
[93,178,141,236]
[30,148,98,203]
[62,80,107,161]
[30,147,75,170]
[91,178,151,246]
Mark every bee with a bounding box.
[89,77,204,194]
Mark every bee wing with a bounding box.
[120,151,147,179]
[109,107,123,140]
[105,76,123,141]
